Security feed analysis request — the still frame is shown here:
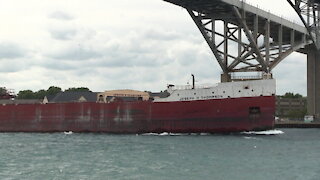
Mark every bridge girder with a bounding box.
[187,6,308,75]
[288,0,320,49]
[164,0,311,80]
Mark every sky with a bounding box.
[0,0,307,95]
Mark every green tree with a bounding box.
[282,92,303,99]
[15,86,93,100]
[17,90,35,99]
[0,87,6,95]
[65,87,91,92]
[47,86,62,95]
[34,89,47,99]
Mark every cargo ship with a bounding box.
[0,78,276,133]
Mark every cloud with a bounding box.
[273,52,307,95]
[49,29,77,40]
[0,0,308,95]
[143,29,181,41]
[48,11,74,21]
[49,46,102,61]
[0,60,26,72]
[0,43,26,59]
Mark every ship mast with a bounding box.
[191,74,195,89]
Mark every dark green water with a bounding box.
[0,129,319,180]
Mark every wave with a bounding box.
[241,129,284,135]
[141,132,210,136]
[64,131,73,135]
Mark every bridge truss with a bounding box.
[164,0,320,118]
[288,0,320,49]
[165,0,310,81]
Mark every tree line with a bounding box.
[279,92,304,99]
[16,86,91,99]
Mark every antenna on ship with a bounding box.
[191,74,195,89]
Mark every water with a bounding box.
[0,129,319,180]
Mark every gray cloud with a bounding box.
[39,60,75,71]
[48,11,74,21]
[0,0,306,95]
[49,47,102,61]
[49,29,77,40]
[273,53,307,95]
[0,43,26,59]
[0,62,24,72]
[143,29,181,41]
[0,58,32,72]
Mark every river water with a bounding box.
[0,129,319,180]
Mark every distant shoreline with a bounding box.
[275,121,320,128]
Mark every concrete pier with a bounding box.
[307,48,320,120]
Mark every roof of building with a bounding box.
[45,94,56,102]
[50,91,98,103]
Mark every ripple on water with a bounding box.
[0,129,319,180]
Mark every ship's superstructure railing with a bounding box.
[156,79,277,102]
[169,84,218,91]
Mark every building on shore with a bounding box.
[276,97,307,120]
[43,91,98,104]
[97,90,150,103]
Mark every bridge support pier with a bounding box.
[307,49,320,120]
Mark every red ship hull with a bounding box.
[0,96,275,133]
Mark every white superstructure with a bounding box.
[154,79,276,102]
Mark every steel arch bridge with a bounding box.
[164,0,320,119]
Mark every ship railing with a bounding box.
[231,76,262,81]
[170,84,218,90]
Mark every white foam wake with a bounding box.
[64,131,73,135]
[241,129,284,135]
[141,132,210,136]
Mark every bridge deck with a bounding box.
[164,0,308,43]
